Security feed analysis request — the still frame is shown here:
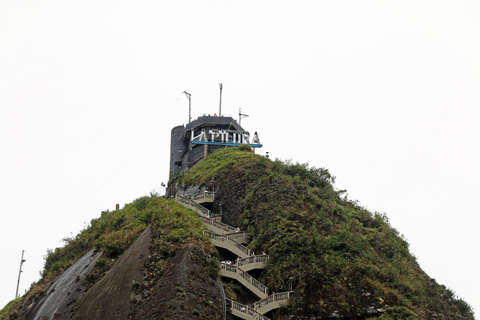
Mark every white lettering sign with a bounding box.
[252,132,260,144]
[190,129,260,146]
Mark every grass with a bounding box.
[179,146,475,319]
[3,195,218,319]
[3,146,473,319]
[0,298,21,319]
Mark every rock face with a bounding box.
[71,226,152,320]
[24,249,102,320]
[131,243,224,320]
[19,226,222,320]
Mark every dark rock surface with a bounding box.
[131,243,224,320]
[25,249,102,320]
[14,225,223,320]
[71,226,151,320]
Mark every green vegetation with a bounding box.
[180,147,474,319]
[3,146,473,319]
[178,143,260,187]
[41,196,156,281]
[4,196,217,319]
[369,306,419,320]
[0,298,21,319]
[145,196,218,283]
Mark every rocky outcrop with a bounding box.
[15,225,223,320]
[24,250,102,320]
[71,226,152,320]
[130,243,223,320]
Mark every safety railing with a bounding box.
[200,216,240,234]
[227,299,270,320]
[204,231,252,257]
[177,191,215,201]
[219,263,269,296]
[254,291,293,311]
[176,196,211,217]
[176,191,291,317]
[239,268,269,295]
[217,278,227,320]
[238,255,270,266]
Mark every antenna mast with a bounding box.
[239,108,249,127]
[219,83,223,116]
[183,91,192,123]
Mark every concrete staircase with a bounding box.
[227,298,269,320]
[219,262,269,299]
[236,255,271,272]
[204,231,253,258]
[176,192,292,320]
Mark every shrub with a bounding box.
[376,306,419,320]
[0,298,21,318]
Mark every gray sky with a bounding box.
[1,0,479,315]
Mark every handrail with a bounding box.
[227,299,270,320]
[254,291,293,311]
[237,255,270,267]
[221,264,292,313]
[176,196,211,217]
[177,191,215,200]
[202,241,227,320]
[219,262,269,296]
[238,268,269,295]
[204,231,252,257]
[175,193,291,317]
[217,279,227,320]
[176,194,246,235]
[200,216,242,234]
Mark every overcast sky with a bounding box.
[1,0,479,316]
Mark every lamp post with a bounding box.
[15,250,26,299]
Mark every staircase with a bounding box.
[176,192,292,320]
[219,262,269,299]
[205,231,253,258]
[236,255,271,272]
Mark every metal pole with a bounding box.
[219,83,223,116]
[183,91,191,123]
[15,250,25,299]
[239,108,249,127]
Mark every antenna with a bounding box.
[219,83,223,116]
[183,91,191,123]
[239,108,249,127]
